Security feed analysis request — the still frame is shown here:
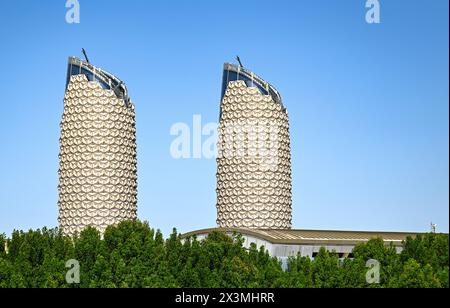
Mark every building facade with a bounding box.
[216,63,292,229]
[183,228,423,267]
[58,57,138,236]
[184,61,430,263]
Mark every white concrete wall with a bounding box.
[187,232,403,261]
[239,235,403,259]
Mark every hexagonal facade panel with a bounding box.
[58,58,137,236]
[216,64,292,229]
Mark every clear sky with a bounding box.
[0,0,448,237]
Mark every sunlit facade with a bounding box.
[58,57,138,236]
[216,63,292,229]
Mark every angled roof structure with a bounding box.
[182,228,427,246]
[66,56,130,105]
[221,62,283,106]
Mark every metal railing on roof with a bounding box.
[67,57,130,106]
[223,62,283,107]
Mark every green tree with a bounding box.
[0,234,11,288]
[352,238,401,286]
[401,233,449,270]
[0,223,448,289]
[281,255,313,288]
[311,248,342,288]
[390,259,442,288]
[0,234,6,257]
[74,227,105,287]
[340,257,367,288]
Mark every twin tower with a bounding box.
[58,56,292,236]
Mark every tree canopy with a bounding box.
[0,221,447,288]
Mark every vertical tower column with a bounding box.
[216,64,292,229]
[58,59,138,236]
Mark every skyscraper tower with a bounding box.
[58,55,138,236]
[216,62,292,229]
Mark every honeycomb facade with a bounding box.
[216,66,292,229]
[58,69,137,236]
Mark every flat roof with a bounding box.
[182,228,433,246]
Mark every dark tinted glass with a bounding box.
[66,64,110,90]
[221,69,269,101]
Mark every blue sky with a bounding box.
[0,0,448,236]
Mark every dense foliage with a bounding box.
[0,221,448,288]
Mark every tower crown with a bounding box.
[221,63,283,106]
[66,56,130,106]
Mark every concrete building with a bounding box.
[216,63,292,229]
[183,228,422,264]
[58,56,138,236]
